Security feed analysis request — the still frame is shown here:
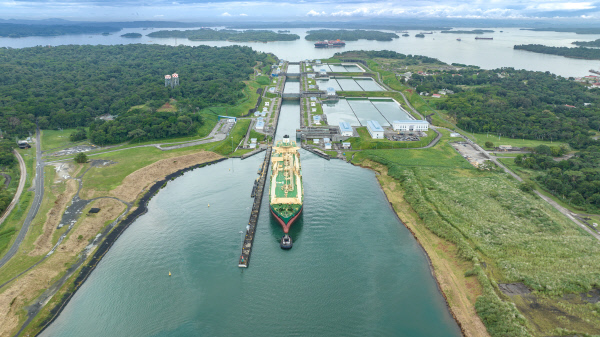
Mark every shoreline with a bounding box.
[375,177,467,337]
[356,160,488,337]
[33,157,227,336]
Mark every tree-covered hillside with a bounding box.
[148,29,299,42]
[305,29,399,41]
[410,68,600,142]
[0,44,271,141]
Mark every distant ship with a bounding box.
[402,34,410,37]
[415,34,425,38]
[314,39,346,48]
[270,135,303,248]
[420,32,434,34]
[475,37,493,40]
[457,38,462,41]
[278,30,291,33]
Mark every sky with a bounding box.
[1,0,600,21]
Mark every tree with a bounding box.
[485,141,494,148]
[519,181,535,193]
[74,152,88,163]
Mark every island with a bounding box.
[304,29,399,42]
[572,38,600,47]
[120,33,142,38]
[521,27,600,34]
[147,29,300,42]
[440,29,494,34]
[0,23,120,38]
[514,44,600,60]
[415,33,425,38]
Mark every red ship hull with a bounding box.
[270,206,303,234]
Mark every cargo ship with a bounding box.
[475,37,493,40]
[314,39,346,48]
[269,135,303,249]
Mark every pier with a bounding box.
[238,146,272,268]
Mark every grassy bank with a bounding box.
[354,131,600,336]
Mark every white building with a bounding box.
[327,87,336,96]
[324,142,332,150]
[339,122,353,137]
[392,120,429,132]
[255,120,264,130]
[367,120,384,139]
[342,142,351,149]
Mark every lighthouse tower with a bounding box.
[165,74,171,87]
[171,73,179,88]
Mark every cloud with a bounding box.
[306,9,326,16]
[526,2,595,11]
[154,14,164,17]
[240,13,248,16]
[221,12,231,16]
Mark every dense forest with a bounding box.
[0,23,120,37]
[440,30,494,34]
[572,38,600,47]
[305,30,399,41]
[121,33,142,38]
[335,50,442,65]
[148,29,299,42]
[515,146,600,210]
[514,44,600,60]
[410,68,600,143]
[0,44,271,143]
[0,141,16,215]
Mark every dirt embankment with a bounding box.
[362,160,490,337]
[0,198,126,337]
[29,179,79,256]
[110,151,223,203]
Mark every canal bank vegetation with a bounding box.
[305,29,399,41]
[514,44,600,60]
[354,132,600,336]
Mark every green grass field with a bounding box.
[346,127,436,151]
[471,133,568,150]
[353,129,469,168]
[41,128,89,151]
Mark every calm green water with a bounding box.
[40,101,461,336]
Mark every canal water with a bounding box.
[3,27,600,77]
[40,95,461,337]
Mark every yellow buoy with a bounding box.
[169,271,171,276]
[208,203,210,207]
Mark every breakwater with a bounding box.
[238,147,271,268]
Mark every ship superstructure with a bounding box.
[269,135,303,236]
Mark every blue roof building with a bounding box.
[367,120,384,139]
[339,122,353,136]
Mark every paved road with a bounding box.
[0,150,27,227]
[0,128,44,269]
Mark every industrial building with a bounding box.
[392,120,429,132]
[339,122,353,137]
[327,87,336,96]
[255,120,265,130]
[367,120,384,139]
